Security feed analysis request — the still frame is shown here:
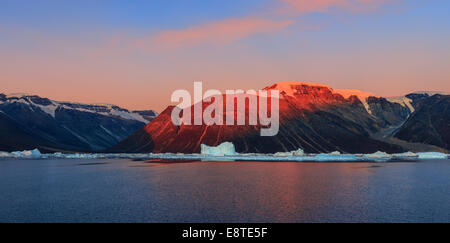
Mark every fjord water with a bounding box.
[0,159,449,223]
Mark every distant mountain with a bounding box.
[0,93,157,152]
[132,110,159,122]
[387,91,449,112]
[111,81,412,154]
[394,94,450,150]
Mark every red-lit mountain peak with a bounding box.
[111,81,409,154]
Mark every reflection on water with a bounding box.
[0,159,449,222]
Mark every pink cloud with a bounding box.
[139,17,293,50]
[106,0,395,52]
[281,0,392,13]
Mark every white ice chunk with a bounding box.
[291,148,305,156]
[11,149,42,158]
[0,151,10,157]
[392,151,418,158]
[108,109,149,123]
[201,142,237,156]
[362,151,391,161]
[274,148,304,157]
[417,152,448,159]
[364,151,390,158]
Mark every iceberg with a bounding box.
[10,149,42,158]
[291,148,305,156]
[201,142,237,156]
[417,152,448,159]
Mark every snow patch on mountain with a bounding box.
[387,96,415,113]
[108,109,149,123]
[36,104,58,117]
[1,93,155,123]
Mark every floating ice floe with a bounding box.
[0,151,10,157]
[364,151,390,158]
[0,144,448,162]
[362,151,392,161]
[9,149,42,158]
[417,152,448,159]
[314,153,359,162]
[392,151,418,158]
[274,148,304,157]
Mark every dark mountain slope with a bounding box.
[0,112,63,152]
[0,93,157,152]
[394,95,450,150]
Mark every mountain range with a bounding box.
[0,93,157,152]
[111,82,449,154]
[1,82,448,154]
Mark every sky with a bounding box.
[1,0,449,112]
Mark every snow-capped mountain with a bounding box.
[111,81,417,154]
[0,93,157,152]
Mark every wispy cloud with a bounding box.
[135,17,293,51]
[281,0,393,14]
[107,0,395,52]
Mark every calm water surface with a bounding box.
[0,159,449,222]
